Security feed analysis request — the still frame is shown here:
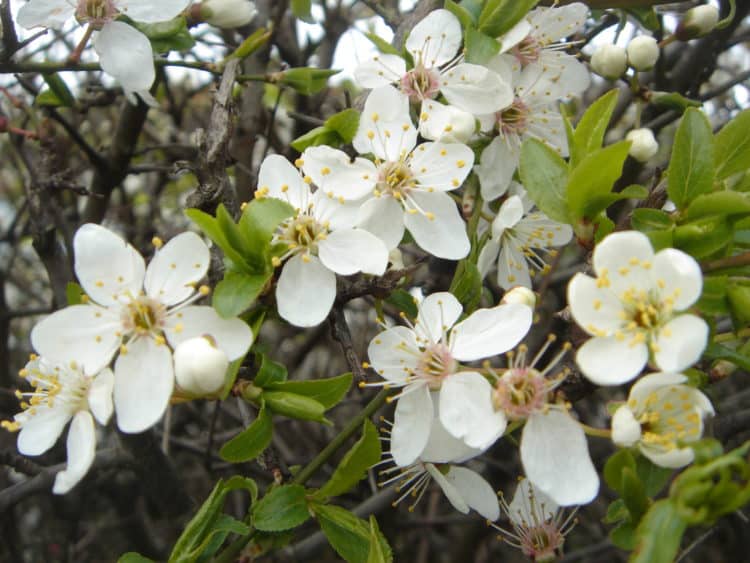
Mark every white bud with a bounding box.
[611,406,642,447]
[590,44,628,80]
[201,0,257,29]
[501,286,536,309]
[174,336,229,396]
[626,128,659,162]
[388,248,404,271]
[626,36,659,71]
[679,5,720,39]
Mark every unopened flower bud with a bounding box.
[199,0,257,29]
[611,406,641,447]
[626,128,659,162]
[501,286,536,309]
[676,5,720,40]
[626,36,659,71]
[174,336,229,395]
[590,44,627,80]
[419,102,476,143]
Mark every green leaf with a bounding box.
[239,197,295,263]
[325,109,360,144]
[291,0,314,23]
[219,402,273,462]
[227,28,271,60]
[35,88,66,107]
[519,138,570,223]
[604,449,637,495]
[131,17,195,53]
[667,108,715,210]
[570,89,619,167]
[278,68,340,95]
[631,500,687,563]
[727,283,750,326]
[42,73,75,106]
[650,91,701,112]
[186,208,250,271]
[604,499,629,524]
[254,353,288,387]
[631,208,674,231]
[315,504,392,563]
[213,272,269,318]
[385,289,419,319]
[464,27,501,65]
[118,554,154,563]
[449,260,482,315]
[217,204,256,267]
[635,454,674,497]
[715,109,750,180]
[610,520,637,550]
[262,391,329,423]
[267,372,353,409]
[704,343,750,371]
[363,32,401,56]
[567,141,631,220]
[66,282,84,306]
[253,485,310,532]
[478,0,538,38]
[578,184,649,220]
[697,275,729,315]
[626,8,660,30]
[673,216,732,258]
[317,420,381,499]
[687,191,750,219]
[291,126,341,152]
[367,516,388,563]
[445,0,477,28]
[622,467,649,522]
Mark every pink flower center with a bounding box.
[492,368,547,420]
[520,521,564,562]
[511,35,542,66]
[76,0,118,27]
[495,98,530,137]
[415,343,456,390]
[400,65,441,103]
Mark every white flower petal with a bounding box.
[87,368,114,425]
[31,305,122,376]
[421,413,484,464]
[592,230,655,297]
[528,3,589,45]
[445,466,501,521]
[94,22,155,93]
[118,0,192,22]
[418,100,476,144]
[353,86,416,161]
[114,337,174,433]
[144,232,209,306]
[406,9,462,68]
[425,463,470,514]
[259,154,310,209]
[367,326,420,384]
[653,315,709,373]
[275,254,336,327]
[301,146,376,200]
[439,372,506,450]
[353,54,406,88]
[17,406,71,456]
[477,238,501,279]
[52,411,96,494]
[415,292,463,344]
[73,223,145,307]
[652,248,703,310]
[312,191,365,231]
[391,384,433,466]
[629,371,688,405]
[641,446,694,469]
[475,137,519,201]
[492,195,524,236]
[498,19,532,52]
[164,305,253,360]
[409,142,474,192]
[611,406,642,447]
[567,273,626,335]
[440,63,513,114]
[450,303,532,361]
[404,190,469,260]
[496,235,532,290]
[576,335,648,385]
[521,409,599,506]
[508,478,558,525]
[318,229,388,276]
[17,0,74,29]
[357,196,406,250]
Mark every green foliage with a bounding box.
[276,68,340,95]
[291,108,361,152]
[313,504,393,563]
[252,485,311,532]
[519,138,569,224]
[715,108,750,180]
[213,272,268,318]
[130,17,195,53]
[631,500,686,563]
[219,401,273,462]
[463,27,501,64]
[41,73,74,107]
[444,0,477,29]
[254,353,289,387]
[667,108,715,211]
[266,372,353,409]
[291,0,314,23]
[226,28,271,61]
[385,289,419,319]
[477,0,539,38]
[649,91,701,112]
[263,390,330,424]
[118,554,154,563]
[316,420,382,499]
[449,259,482,315]
[169,477,257,563]
[567,89,619,168]
[367,516,388,563]
[65,282,84,306]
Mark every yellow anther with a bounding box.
[120,345,128,355]
[321,167,331,176]
[294,158,304,168]
[272,256,282,267]
[199,285,211,296]
[240,201,248,211]
[456,160,465,168]
[152,236,164,249]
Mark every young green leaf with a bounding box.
[367,516,388,563]
[118,554,154,563]
[448,259,482,315]
[687,191,750,219]
[714,108,750,180]
[604,449,637,495]
[667,108,715,210]
[278,68,340,95]
[262,391,329,423]
[314,504,393,563]
[213,271,270,318]
[316,420,382,499]
[621,467,649,522]
[266,372,353,409]
[253,484,310,532]
[291,0,314,23]
[254,353,289,387]
[291,125,342,152]
[219,402,273,462]
[464,27,501,65]
[635,454,674,497]
[325,109,361,144]
[570,89,619,167]
[673,216,732,258]
[519,138,570,224]
[445,0,477,29]
[631,208,674,232]
[362,32,401,56]
[478,0,538,38]
[631,500,687,563]
[186,207,251,271]
[566,141,631,220]
[42,73,75,106]
[238,197,296,269]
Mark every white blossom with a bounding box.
[612,372,714,468]
[626,128,659,162]
[590,44,628,80]
[30,224,253,433]
[302,86,474,260]
[365,291,532,465]
[2,355,114,494]
[17,0,191,101]
[173,336,229,396]
[257,154,389,327]
[199,0,256,28]
[568,231,708,385]
[679,5,720,38]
